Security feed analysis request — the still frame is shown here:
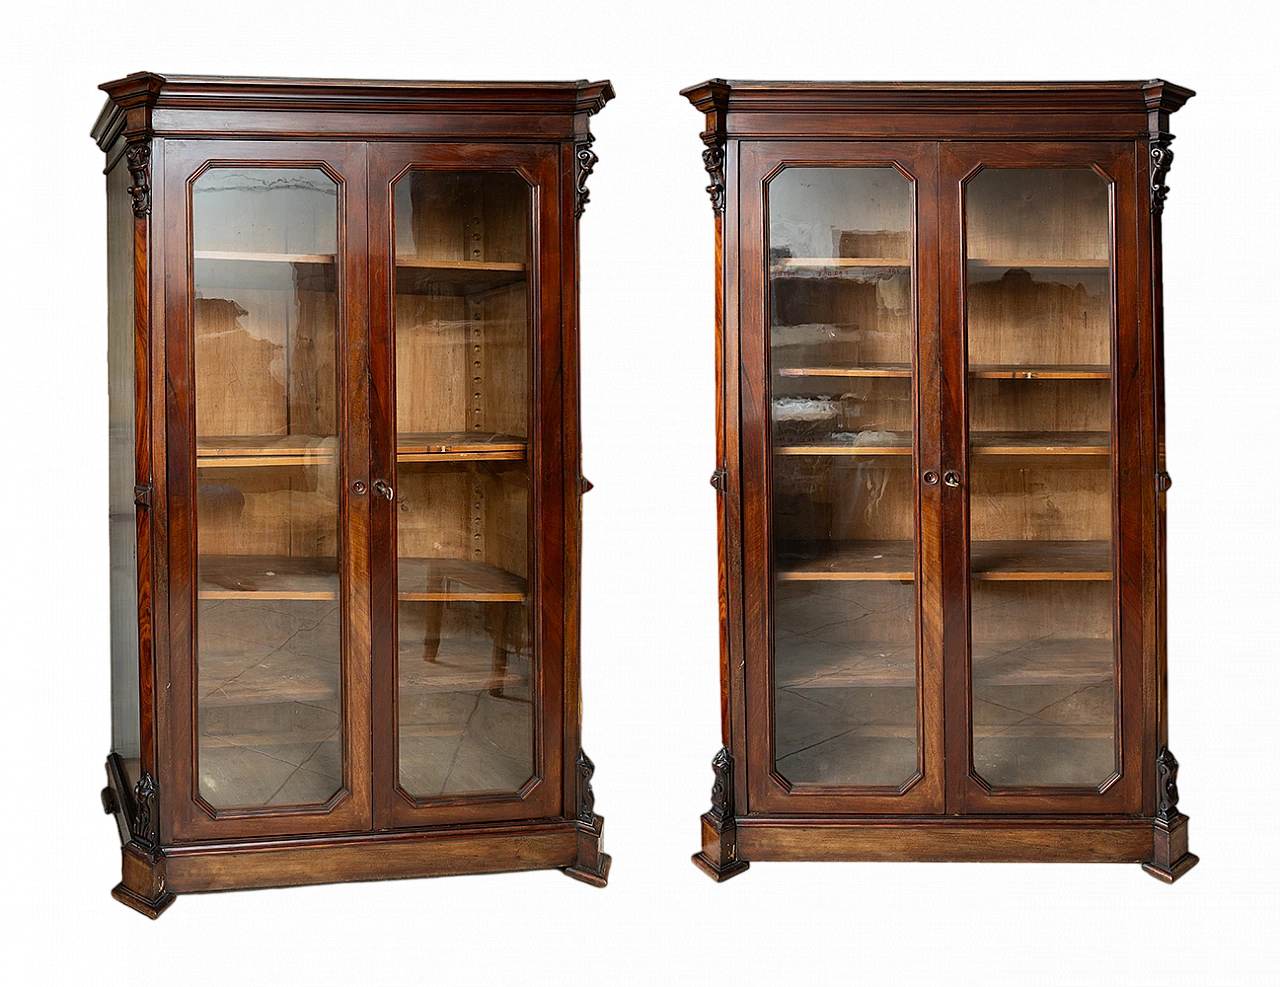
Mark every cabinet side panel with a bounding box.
[107,139,141,788]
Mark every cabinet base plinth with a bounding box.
[691,810,750,882]
[562,814,612,887]
[718,815,1193,877]
[1142,813,1199,883]
[105,818,600,915]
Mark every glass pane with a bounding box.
[192,168,343,809]
[392,171,534,798]
[965,168,1116,788]
[768,167,918,788]
[107,148,141,788]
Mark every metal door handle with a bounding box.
[373,479,394,501]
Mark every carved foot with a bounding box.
[1143,812,1199,884]
[563,814,611,888]
[112,843,174,919]
[691,809,747,885]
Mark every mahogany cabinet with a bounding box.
[683,80,1198,881]
[95,73,613,917]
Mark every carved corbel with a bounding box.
[575,748,597,826]
[702,143,726,215]
[574,135,598,218]
[131,772,159,849]
[1154,745,1182,822]
[125,141,151,218]
[1150,136,1174,216]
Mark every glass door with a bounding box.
[740,142,944,814]
[941,143,1144,813]
[164,141,372,839]
[367,144,563,827]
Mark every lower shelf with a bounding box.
[196,593,533,809]
[198,554,526,601]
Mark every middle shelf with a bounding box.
[198,554,526,602]
[774,431,1109,457]
[197,432,526,467]
[775,539,1112,582]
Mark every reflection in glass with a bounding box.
[192,169,343,809]
[768,167,919,787]
[965,168,1116,788]
[392,171,534,797]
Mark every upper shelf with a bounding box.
[192,251,526,297]
[778,363,1110,380]
[198,432,527,467]
[199,554,525,602]
[396,258,525,296]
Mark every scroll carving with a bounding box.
[708,746,734,823]
[131,772,159,849]
[1155,746,1182,822]
[1150,138,1174,216]
[574,136,598,218]
[702,145,725,215]
[576,749,597,825]
[125,142,151,218]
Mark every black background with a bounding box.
[5,69,1213,962]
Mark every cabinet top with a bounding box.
[93,72,615,149]
[681,79,1193,142]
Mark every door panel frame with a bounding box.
[939,141,1144,815]
[366,142,563,829]
[163,139,372,841]
[738,140,945,815]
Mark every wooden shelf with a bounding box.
[969,258,1108,269]
[971,364,1110,380]
[972,431,1109,456]
[397,431,526,463]
[972,540,1111,581]
[194,250,337,291]
[771,258,910,282]
[197,432,527,467]
[776,539,1111,582]
[774,431,1107,457]
[776,637,1111,689]
[777,540,915,581]
[197,435,337,468]
[198,555,526,601]
[195,250,335,264]
[778,363,913,379]
[776,363,1109,380]
[776,432,911,456]
[774,257,911,269]
[395,258,525,296]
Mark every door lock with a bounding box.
[943,470,962,488]
[373,479,394,501]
